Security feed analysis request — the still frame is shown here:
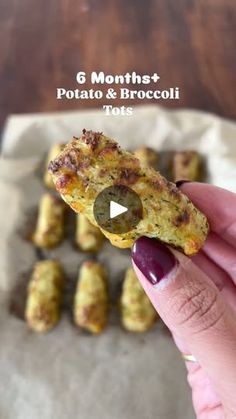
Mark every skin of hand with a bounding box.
[132,183,236,419]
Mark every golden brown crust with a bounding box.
[25,260,64,333]
[120,267,157,332]
[49,130,209,255]
[74,261,109,334]
[44,144,65,188]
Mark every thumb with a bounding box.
[132,237,236,407]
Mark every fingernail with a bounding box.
[132,237,178,286]
[175,180,191,188]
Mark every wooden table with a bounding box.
[1,0,236,129]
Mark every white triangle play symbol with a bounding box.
[110,201,128,219]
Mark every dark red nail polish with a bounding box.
[175,180,191,188]
[132,237,177,285]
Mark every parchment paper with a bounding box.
[1,105,236,419]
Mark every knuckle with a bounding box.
[169,284,224,333]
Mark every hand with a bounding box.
[132,183,236,419]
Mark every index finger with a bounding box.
[180,183,236,248]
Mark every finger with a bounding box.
[172,335,223,419]
[173,328,223,417]
[172,249,236,356]
[179,182,236,248]
[192,250,230,290]
[192,250,236,311]
[203,232,236,284]
[173,333,225,417]
[187,366,223,419]
[132,237,236,413]
[173,248,236,417]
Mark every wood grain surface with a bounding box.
[0,0,236,128]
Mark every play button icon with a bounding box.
[93,185,143,234]
[110,201,127,219]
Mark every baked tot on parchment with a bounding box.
[74,261,109,334]
[172,150,202,182]
[25,260,64,333]
[133,146,158,169]
[120,267,157,332]
[48,130,209,255]
[75,213,104,252]
[33,193,66,249]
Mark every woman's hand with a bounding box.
[132,183,236,419]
